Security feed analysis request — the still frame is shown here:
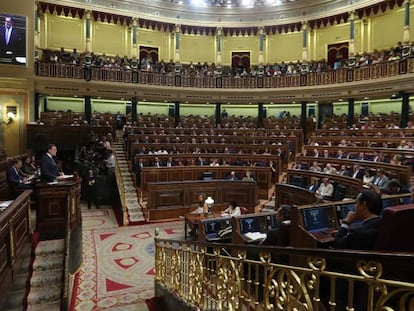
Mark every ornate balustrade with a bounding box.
[35,59,413,89]
[154,237,414,310]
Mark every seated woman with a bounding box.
[221,201,241,217]
[242,171,254,182]
[21,156,38,177]
[191,193,208,214]
[362,168,375,187]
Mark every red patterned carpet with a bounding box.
[71,207,184,310]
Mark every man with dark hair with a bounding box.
[40,144,63,182]
[334,190,382,250]
[0,15,25,60]
[7,158,32,193]
[261,205,291,247]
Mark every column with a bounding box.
[401,92,409,128]
[257,103,264,128]
[215,103,221,128]
[131,98,138,123]
[174,24,181,72]
[216,27,222,75]
[258,27,264,75]
[34,92,40,121]
[402,0,411,57]
[301,22,308,72]
[85,96,92,124]
[347,98,355,127]
[301,101,307,141]
[34,3,39,60]
[174,101,180,127]
[85,11,92,53]
[131,18,138,69]
[84,10,92,70]
[348,11,356,66]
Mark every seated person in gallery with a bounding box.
[226,171,238,181]
[190,193,208,214]
[7,158,33,193]
[307,177,319,193]
[381,179,411,195]
[242,171,254,182]
[315,177,334,202]
[221,201,241,217]
[260,205,291,247]
[370,168,390,193]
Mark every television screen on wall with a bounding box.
[0,13,26,66]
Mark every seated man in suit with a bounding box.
[226,171,238,181]
[40,144,64,182]
[371,168,390,193]
[261,205,291,247]
[7,158,32,193]
[334,190,382,250]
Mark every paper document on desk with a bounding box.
[61,174,74,179]
[27,175,36,181]
[0,200,13,208]
[244,232,267,241]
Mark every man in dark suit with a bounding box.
[334,190,382,250]
[40,144,63,182]
[0,15,25,60]
[7,158,32,193]
[261,205,291,247]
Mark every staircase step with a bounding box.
[35,239,65,256]
[33,254,64,271]
[27,283,62,305]
[27,301,61,311]
[30,269,63,287]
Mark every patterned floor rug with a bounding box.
[71,206,184,311]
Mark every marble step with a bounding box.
[30,269,63,287]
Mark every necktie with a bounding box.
[5,28,10,46]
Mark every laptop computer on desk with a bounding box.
[302,206,337,244]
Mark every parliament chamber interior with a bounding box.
[1,0,414,310]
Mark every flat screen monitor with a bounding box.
[337,204,355,220]
[204,218,231,235]
[240,217,262,233]
[302,207,330,232]
[266,214,279,231]
[0,14,27,66]
[337,203,362,225]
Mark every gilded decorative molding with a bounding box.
[154,239,414,310]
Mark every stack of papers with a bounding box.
[0,200,13,211]
[244,232,267,241]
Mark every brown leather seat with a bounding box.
[374,204,414,252]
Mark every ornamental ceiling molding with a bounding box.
[38,0,405,31]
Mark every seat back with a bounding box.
[374,204,414,252]
[332,184,347,201]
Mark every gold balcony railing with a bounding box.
[154,235,414,311]
[35,58,414,89]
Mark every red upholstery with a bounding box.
[374,204,414,252]
[240,206,249,215]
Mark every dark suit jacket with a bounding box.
[0,26,25,58]
[7,166,22,187]
[334,217,381,250]
[40,154,59,182]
